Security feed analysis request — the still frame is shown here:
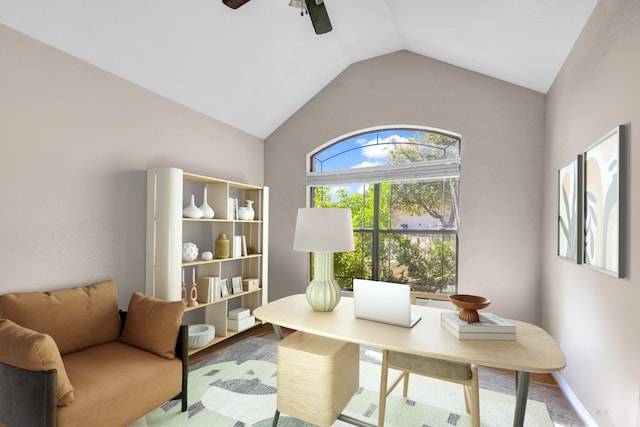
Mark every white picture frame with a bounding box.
[583,125,624,277]
[558,156,582,262]
[231,276,243,294]
[220,278,229,297]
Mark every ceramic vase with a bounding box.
[237,200,255,220]
[199,187,214,219]
[305,252,341,312]
[215,233,230,259]
[183,194,204,219]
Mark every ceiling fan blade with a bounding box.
[304,0,332,34]
[222,0,251,9]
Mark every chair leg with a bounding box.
[463,385,471,414]
[402,372,410,397]
[468,366,480,427]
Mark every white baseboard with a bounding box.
[552,371,598,426]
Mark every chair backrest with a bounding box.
[388,350,472,382]
[410,291,450,304]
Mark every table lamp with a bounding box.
[293,207,355,311]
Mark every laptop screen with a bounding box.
[353,279,421,327]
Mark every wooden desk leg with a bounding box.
[271,327,283,425]
[513,371,531,427]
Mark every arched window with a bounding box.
[307,127,461,294]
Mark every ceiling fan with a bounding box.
[222,0,332,34]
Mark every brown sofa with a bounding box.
[0,280,188,427]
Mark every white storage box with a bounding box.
[228,307,250,320]
[228,315,255,331]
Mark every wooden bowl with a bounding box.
[448,294,491,323]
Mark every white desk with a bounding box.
[254,294,566,427]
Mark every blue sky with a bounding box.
[312,129,416,172]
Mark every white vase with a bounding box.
[237,200,255,220]
[183,195,204,219]
[199,187,214,219]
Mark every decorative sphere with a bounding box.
[201,251,213,261]
[182,242,199,262]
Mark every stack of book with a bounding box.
[196,276,221,303]
[440,311,516,340]
[233,235,247,257]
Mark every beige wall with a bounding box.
[0,24,264,309]
[543,0,640,425]
[5,3,637,421]
[265,50,546,324]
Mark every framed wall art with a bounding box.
[583,125,624,277]
[558,156,582,262]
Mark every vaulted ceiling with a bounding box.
[0,0,597,139]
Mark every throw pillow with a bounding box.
[0,319,75,406]
[0,280,121,355]
[118,292,186,359]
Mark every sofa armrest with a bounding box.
[118,310,188,412]
[0,361,56,427]
[175,324,189,411]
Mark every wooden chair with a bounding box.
[378,349,480,427]
[410,290,450,304]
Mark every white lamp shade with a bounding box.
[293,208,355,252]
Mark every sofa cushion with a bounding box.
[58,341,182,426]
[119,292,186,359]
[0,319,75,406]
[0,280,121,355]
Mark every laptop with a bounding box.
[353,279,422,327]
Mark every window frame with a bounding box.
[306,126,461,294]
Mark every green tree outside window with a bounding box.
[310,129,460,294]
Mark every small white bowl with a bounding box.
[188,324,215,348]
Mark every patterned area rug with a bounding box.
[129,336,553,427]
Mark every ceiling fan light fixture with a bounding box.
[304,0,332,34]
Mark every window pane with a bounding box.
[311,129,461,173]
[335,230,372,289]
[389,178,459,230]
[313,184,374,229]
[378,232,457,294]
